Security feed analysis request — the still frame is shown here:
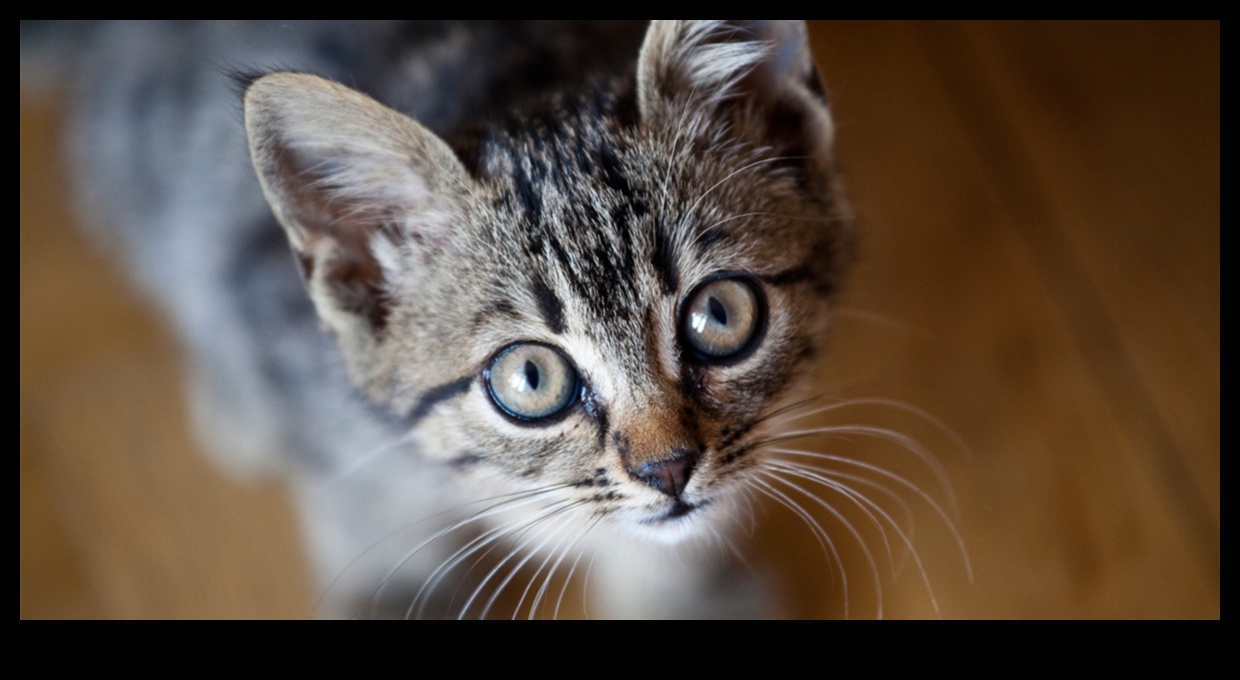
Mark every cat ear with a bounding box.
[637,20,834,159]
[243,73,471,356]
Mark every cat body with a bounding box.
[68,20,853,618]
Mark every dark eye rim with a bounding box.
[677,272,768,366]
[482,341,584,426]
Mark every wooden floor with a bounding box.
[20,21,1219,619]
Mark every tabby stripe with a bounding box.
[651,228,679,295]
[721,443,757,466]
[530,276,566,334]
[406,376,473,426]
[760,265,816,287]
[513,161,543,226]
[594,406,610,448]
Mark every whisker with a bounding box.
[578,548,602,621]
[750,423,953,497]
[780,459,930,579]
[767,459,899,579]
[553,519,600,621]
[470,506,584,620]
[316,431,415,490]
[832,306,934,339]
[774,450,921,526]
[747,476,850,619]
[403,497,575,619]
[526,516,600,620]
[773,448,972,583]
[773,459,949,614]
[748,394,827,429]
[316,482,566,617]
[513,521,577,619]
[761,396,970,477]
[770,458,942,618]
[815,397,973,464]
[449,500,590,620]
[735,485,760,537]
[758,467,882,619]
[816,468,917,559]
[405,510,540,620]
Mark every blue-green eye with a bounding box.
[682,277,763,360]
[486,343,579,421]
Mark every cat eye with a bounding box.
[681,276,764,362]
[485,343,580,421]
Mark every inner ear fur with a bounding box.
[244,72,473,385]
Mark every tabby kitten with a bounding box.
[75,20,853,618]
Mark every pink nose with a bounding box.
[627,448,699,498]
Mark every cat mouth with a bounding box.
[643,498,710,525]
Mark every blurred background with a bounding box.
[20,21,1218,618]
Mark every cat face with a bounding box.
[244,21,852,540]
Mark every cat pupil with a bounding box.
[708,296,728,325]
[523,360,540,391]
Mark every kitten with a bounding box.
[70,21,854,618]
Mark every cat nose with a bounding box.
[627,448,700,498]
